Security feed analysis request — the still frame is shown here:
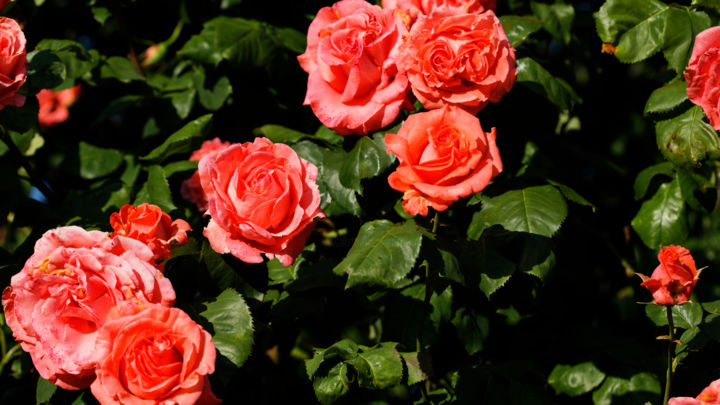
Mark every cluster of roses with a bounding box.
[1,204,221,405]
[298,0,513,216]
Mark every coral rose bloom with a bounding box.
[110,203,191,263]
[685,26,720,130]
[385,105,502,216]
[382,0,497,19]
[36,84,82,128]
[199,137,323,266]
[91,305,220,405]
[639,245,698,305]
[399,8,515,113]
[181,138,231,211]
[1,226,175,390]
[669,378,720,404]
[298,0,411,135]
[0,17,27,109]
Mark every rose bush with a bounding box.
[1,226,175,390]
[398,7,515,113]
[297,0,411,135]
[181,138,231,211]
[36,84,81,128]
[90,305,220,405]
[385,105,502,216]
[109,203,190,264]
[685,26,720,130]
[639,245,698,305]
[198,137,323,266]
[0,17,26,109]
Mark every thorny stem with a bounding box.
[663,305,675,405]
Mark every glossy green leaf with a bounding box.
[547,180,595,211]
[516,57,581,110]
[339,134,394,192]
[663,8,711,74]
[499,15,543,47]
[631,179,687,249]
[348,344,403,389]
[141,114,212,163]
[548,362,605,397]
[595,0,667,45]
[468,185,568,239]
[312,362,351,405]
[633,162,674,200]
[36,377,56,404]
[100,56,144,83]
[644,80,689,115]
[531,1,574,44]
[452,307,489,355]
[334,220,423,289]
[201,288,254,368]
[143,165,177,212]
[645,301,703,329]
[78,141,123,180]
[320,150,362,217]
[655,106,720,167]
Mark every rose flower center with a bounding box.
[120,333,183,399]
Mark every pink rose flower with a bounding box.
[199,137,323,266]
[382,0,497,19]
[685,26,720,130]
[181,138,232,211]
[669,378,720,404]
[0,17,27,109]
[398,8,515,114]
[385,105,502,216]
[110,203,191,264]
[1,226,175,390]
[639,245,698,306]
[91,305,220,405]
[37,84,82,128]
[297,0,412,135]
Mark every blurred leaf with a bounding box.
[693,0,720,10]
[78,142,123,180]
[307,340,360,378]
[656,106,720,167]
[143,165,177,212]
[27,50,66,90]
[35,377,56,404]
[531,1,574,44]
[100,56,144,83]
[91,6,111,24]
[634,162,674,200]
[452,307,489,355]
[516,57,581,110]
[499,15,543,47]
[339,134,394,192]
[468,185,568,239]
[275,27,306,54]
[663,8,711,74]
[548,362,605,397]
[592,373,660,405]
[35,39,98,88]
[141,114,212,163]
[631,179,687,249]
[168,88,196,119]
[334,220,423,289]
[645,80,689,115]
[254,124,342,147]
[347,344,403,389]
[201,288,255,368]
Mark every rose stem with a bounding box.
[0,127,54,204]
[663,305,675,405]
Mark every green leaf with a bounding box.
[548,362,606,397]
[36,377,57,405]
[693,0,720,11]
[547,180,596,211]
[192,68,233,111]
[201,241,243,291]
[339,134,394,192]
[633,162,674,200]
[645,301,703,329]
[595,0,667,48]
[143,165,177,212]
[141,114,213,163]
[78,142,123,180]
[168,88,197,119]
[348,344,403,389]
[163,160,198,177]
[516,57,581,110]
[644,80,689,115]
[592,373,660,405]
[400,352,426,385]
[267,257,298,285]
[518,234,556,280]
[100,56,144,83]
[27,50,66,90]
[333,220,423,289]
[452,307,489,355]
[312,362,351,405]
[662,8,711,74]
[656,106,720,167]
[200,289,254,368]
[631,179,687,249]
[320,150,362,217]
[254,125,314,144]
[91,6,111,24]
[468,185,568,239]
[499,15,543,47]
[275,27,306,54]
[34,40,98,88]
[531,1,574,44]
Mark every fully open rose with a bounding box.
[297,0,411,135]
[199,137,323,266]
[669,378,720,404]
[382,0,497,19]
[385,105,502,216]
[1,226,175,390]
[685,26,720,130]
[398,8,514,113]
[0,17,27,109]
[638,245,699,305]
[91,305,220,405]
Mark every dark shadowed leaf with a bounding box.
[548,362,605,397]
[78,142,123,180]
[141,114,212,163]
[201,289,254,368]
[516,58,581,110]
